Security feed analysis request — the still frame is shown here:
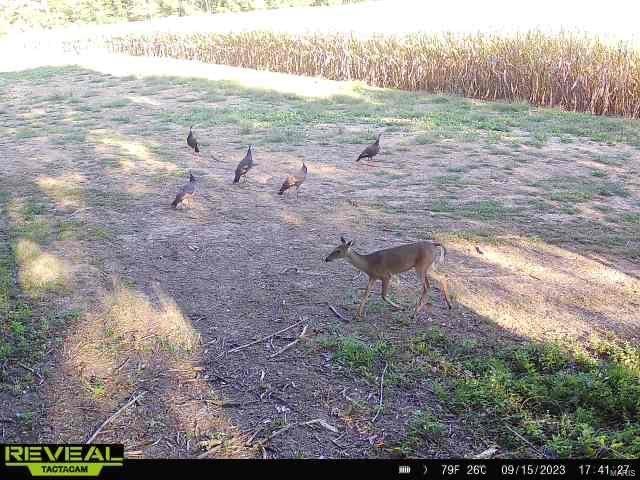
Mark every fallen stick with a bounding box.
[473,446,498,459]
[113,357,130,375]
[256,424,293,447]
[219,400,261,408]
[226,318,306,355]
[17,362,43,383]
[328,304,349,323]
[67,207,91,218]
[502,422,543,457]
[197,443,222,459]
[85,391,147,444]
[330,432,348,449]
[269,325,308,358]
[245,426,266,447]
[301,418,338,433]
[372,362,388,423]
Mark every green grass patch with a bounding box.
[537,176,629,204]
[111,116,131,124]
[459,199,520,220]
[406,329,640,458]
[57,221,112,241]
[619,213,640,226]
[394,409,446,456]
[102,98,131,108]
[15,128,40,140]
[321,335,394,380]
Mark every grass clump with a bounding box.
[407,329,640,458]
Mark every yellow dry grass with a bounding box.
[14,239,70,296]
[37,174,86,210]
[95,133,179,174]
[102,282,201,354]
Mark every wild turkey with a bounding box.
[171,172,197,208]
[233,145,254,184]
[356,133,381,162]
[278,161,307,198]
[187,126,200,155]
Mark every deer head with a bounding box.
[325,236,354,262]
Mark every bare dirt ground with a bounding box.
[0,54,638,458]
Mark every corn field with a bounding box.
[77,30,640,117]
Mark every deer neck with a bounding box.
[346,250,372,276]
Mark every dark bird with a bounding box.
[278,161,307,198]
[356,133,381,162]
[187,126,200,155]
[233,145,254,184]
[171,172,197,208]
[475,246,484,255]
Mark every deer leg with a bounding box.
[357,277,375,320]
[414,269,430,318]
[381,276,403,310]
[440,275,453,310]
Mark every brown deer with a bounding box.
[325,237,452,320]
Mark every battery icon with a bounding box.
[399,465,411,474]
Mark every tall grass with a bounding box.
[87,30,640,117]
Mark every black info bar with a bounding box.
[1,445,638,480]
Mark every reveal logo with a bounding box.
[4,444,124,477]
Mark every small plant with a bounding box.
[395,409,445,456]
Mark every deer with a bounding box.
[324,237,452,320]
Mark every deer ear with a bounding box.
[340,236,346,244]
[347,240,354,248]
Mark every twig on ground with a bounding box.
[331,432,347,449]
[226,318,306,355]
[474,446,498,459]
[256,424,293,447]
[502,422,543,457]
[85,391,147,444]
[246,426,266,446]
[301,418,339,433]
[372,362,388,423]
[269,325,308,358]
[328,304,349,323]
[17,362,43,383]
[197,443,222,459]
[113,357,130,374]
[67,207,91,218]
[218,400,261,408]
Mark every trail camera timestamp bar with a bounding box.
[399,460,637,480]
[0,447,637,480]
